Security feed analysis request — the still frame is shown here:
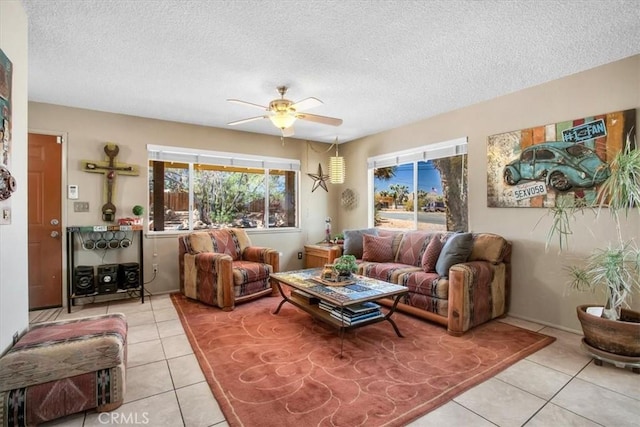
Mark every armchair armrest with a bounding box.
[191,252,234,310]
[447,260,507,336]
[242,247,280,273]
[194,252,233,272]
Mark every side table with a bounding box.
[304,243,343,268]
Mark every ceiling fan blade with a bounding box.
[282,126,295,137]
[227,115,268,126]
[227,99,268,110]
[290,97,323,111]
[296,113,343,126]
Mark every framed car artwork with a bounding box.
[487,109,636,208]
[0,48,13,224]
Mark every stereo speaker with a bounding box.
[73,265,96,296]
[97,264,119,294]
[118,262,140,289]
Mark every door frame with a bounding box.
[28,129,69,308]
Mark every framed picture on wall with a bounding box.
[0,48,11,167]
[0,48,13,224]
[487,109,636,208]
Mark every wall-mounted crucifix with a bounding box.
[81,143,139,222]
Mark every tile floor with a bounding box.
[31,295,639,427]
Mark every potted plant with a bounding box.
[542,133,640,364]
[132,205,144,225]
[332,255,358,281]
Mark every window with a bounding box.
[368,138,468,232]
[521,149,534,162]
[536,149,555,160]
[148,145,299,232]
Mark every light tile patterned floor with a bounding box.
[34,295,639,427]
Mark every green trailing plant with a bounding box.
[544,133,640,321]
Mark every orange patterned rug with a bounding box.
[171,293,555,427]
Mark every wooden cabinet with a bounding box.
[304,244,342,268]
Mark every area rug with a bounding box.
[171,293,555,427]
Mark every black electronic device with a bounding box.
[73,265,96,296]
[97,264,119,293]
[118,262,140,289]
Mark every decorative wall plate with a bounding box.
[0,165,16,200]
[341,188,357,209]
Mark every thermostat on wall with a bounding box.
[68,184,79,199]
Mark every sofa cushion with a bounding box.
[362,234,394,262]
[400,271,448,299]
[421,236,443,272]
[378,229,405,258]
[359,262,421,284]
[435,232,474,277]
[189,232,214,253]
[343,228,378,259]
[396,231,432,266]
[469,233,508,263]
[231,260,271,284]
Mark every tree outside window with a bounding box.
[372,154,467,232]
[149,161,297,231]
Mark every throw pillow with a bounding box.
[421,236,443,273]
[362,234,394,262]
[343,228,379,259]
[435,232,474,277]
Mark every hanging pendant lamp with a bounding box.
[329,138,345,184]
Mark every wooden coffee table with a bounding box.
[271,268,408,355]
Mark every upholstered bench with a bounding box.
[0,313,127,426]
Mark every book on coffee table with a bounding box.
[330,310,384,325]
[343,301,380,315]
[291,289,320,305]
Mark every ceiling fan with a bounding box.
[227,86,343,137]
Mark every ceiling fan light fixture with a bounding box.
[329,141,345,184]
[269,111,297,130]
[228,86,342,135]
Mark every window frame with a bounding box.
[147,144,301,235]
[367,137,468,230]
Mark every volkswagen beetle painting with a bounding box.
[487,109,636,208]
[502,142,610,192]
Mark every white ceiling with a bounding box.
[21,0,640,143]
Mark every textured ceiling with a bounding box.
[21,0,640,143]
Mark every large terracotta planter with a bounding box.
[577,304,640,357]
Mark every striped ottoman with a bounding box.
[0,313,127,426]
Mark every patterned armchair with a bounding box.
[178,228,279,310]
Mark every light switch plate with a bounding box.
[0,208,10,224]
[68,185,79,199]
[73,201,89,212]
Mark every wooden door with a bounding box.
[28,133,63,309]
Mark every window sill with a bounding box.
[145,227,302,239]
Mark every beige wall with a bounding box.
[0,0,29,353]
[28,56,639,332]
[28,104,341,298]
[338,55,640,332]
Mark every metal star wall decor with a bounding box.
[307,163,329,192]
